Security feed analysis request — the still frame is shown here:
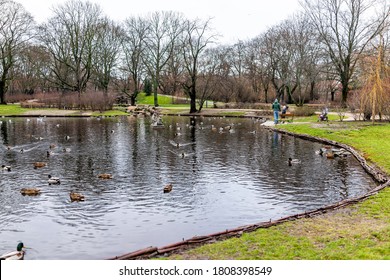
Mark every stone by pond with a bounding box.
[0,116,376,259]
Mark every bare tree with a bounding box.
[38,0,103,96]
[0,0,34,104]
[301,0,390,105]
[120,16,149,105]
[142,11,183,107]
[181,17,217,113]
[196,48,223,111]
[92,17,122,96]
[10,45,51,94]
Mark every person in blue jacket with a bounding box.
[272,99,281,124]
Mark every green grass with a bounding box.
[0,104,30,115]
[165,120,390,260]
[136,93,178,105]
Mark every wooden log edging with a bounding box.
[107,127,390,260]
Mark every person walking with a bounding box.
[272,99,281,124]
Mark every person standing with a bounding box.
[272,99,281,124]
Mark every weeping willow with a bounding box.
[360,37,390,124]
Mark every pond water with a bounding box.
[0,116,375,259]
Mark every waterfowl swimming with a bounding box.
[326,151,335,159]
[288,157,301,166]
[1,165,11,171]
[49,144,56,149]
[64,135,70,140]
[0,242,25,260]
[163,184,173,193]
[98,173,112,179]
[48,175,61,185]
[315,148,327,156]
[20,188,41,196]
[70,192,85,202]
[62,148,71,153]
[34,162,46,169]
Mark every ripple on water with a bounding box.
[0,116,377,259]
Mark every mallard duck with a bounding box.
[1,165,11,171]
[34,162,46,169]
[49,144,56,149]
[70,192,85,202]
[20,188,41,196]
[288,157,301,166]
[163,184,173,193]
[48,175,61,185]
[315,148,327,156]
[98,173,112,179]
[0,242,25,260]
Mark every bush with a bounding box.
[293,106,316,116]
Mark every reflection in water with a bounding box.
[0,116,376,259]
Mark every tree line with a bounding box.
[1,0,389,113]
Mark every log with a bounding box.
[108,246,158,260]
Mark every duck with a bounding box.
[48,175,61,185]
[0,242,26,260]
[325,151,335,159]
[70,192,85,202]
[20,188,41,196]
[34,162,46,169]
[98,173,112,179]
[288,157,301,166]
[315,148,327,156]
[163,184,173,193]
[1,165,11,171]
[49,144,56,149]
[62,148,71,153]
[64,135,70,140]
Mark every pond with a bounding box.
[0,116,376,259]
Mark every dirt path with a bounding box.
[22,109,93,116]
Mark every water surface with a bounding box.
[0,116,375,259]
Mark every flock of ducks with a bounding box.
[288,146,350,166]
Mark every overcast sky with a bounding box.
[15,0,302,43]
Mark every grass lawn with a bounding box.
[0,104,31,115]
[165,121,390,260]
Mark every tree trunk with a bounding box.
[189,87,197,113]
[0,80,6,105]
[153,78,159,107]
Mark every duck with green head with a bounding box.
[0,242,26,260]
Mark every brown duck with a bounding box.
[20,188,41,196]
[70,192,85,202]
